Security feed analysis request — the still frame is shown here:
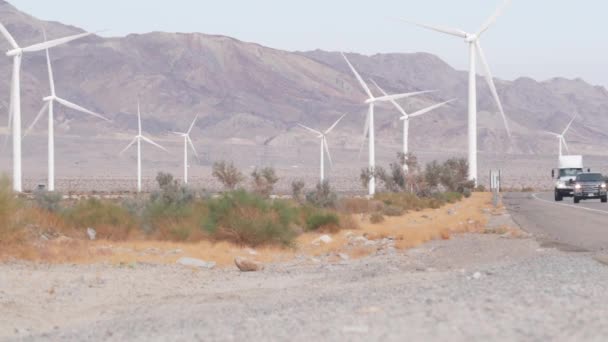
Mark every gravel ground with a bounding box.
[3,233,608,341]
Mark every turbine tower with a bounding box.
[342,53,432,196]
[543,114,577,156]
[400,0,512,184]
[297,114,346,183]
[371,80,454,172]
[0,23,92,192]
[24,45,110,191]
[171,114,199,184]
[120,101,168,192]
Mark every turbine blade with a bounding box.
[475,41,511,138]
[0,23,18,49]
[171,131,186,136]
[341,52,374,99]
[408,99,456,118]
[187,136,199,158]
[46,48,55,96]
[120,137,138,155]
[561,137,570,154]
[541,131,561,138]
[371,79,409,117]
[374,90,435,103]
[187,114,199,134]
[324,113,347,135]
[397,18,467,38]
[297,123,322,136]
[55,97,110,122]
[141,135,168,152]
[24,101,50,138]
[562,113,578,136]
[323,138,333,167]
[477,0,512,37]
[21,32,92,53]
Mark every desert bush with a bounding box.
[370,213,385,224]
[0,176,21,243]
[152,172,195,205]
[306,181,338,208]
[383,205,405,217]
[291,180,306,203]
[424,161,443,189]
[203,190,297,247]
[305,211,340,232]
[251,167,279,198]
[63,198,138,240]
[212,161,244,191]
[475,184,487,192]
[360,167,374,190]
[337,197,385,215]
[33,191,63,213]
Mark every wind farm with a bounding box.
[4,1,608,341]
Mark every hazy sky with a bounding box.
[11,0,608,87]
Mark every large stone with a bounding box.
[235,257,263,272]
[312,235,333,245]
[176,257,216,269]
[86,228,96,241]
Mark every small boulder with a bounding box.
[235,257,263,272]
[86,228,96,241]
[176,257,216,269]
[312,235,333,245]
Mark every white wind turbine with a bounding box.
[372,80,455,172]
[543,114,577,157]
[120,101,168,192]
[400,0,512,184]
[24,44,110,192]
[297,114,346,183]
[171,114,199,184]
[342,52,432,196]
[0,23,92,192]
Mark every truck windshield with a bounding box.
[560,169,582,177]
[577,174,604,182]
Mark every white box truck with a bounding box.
[553,155,586,201]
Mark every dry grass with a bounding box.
[0,193,494,267]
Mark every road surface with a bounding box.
[504,192,608,252]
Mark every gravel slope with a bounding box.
[3,233,608,341]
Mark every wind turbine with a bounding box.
[372,80,455,172]
[171,114,199,184]
[24,44,110,192]
[543,114,577,157]
[399,0,512,184]
[0,23,92,192]
[297,114,346,183]
[120,101,168,192]
[342,52,432,196]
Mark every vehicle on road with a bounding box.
[553,155,586,201]
[573,173,607,203]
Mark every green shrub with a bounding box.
[291,180,306,203]
[306,211,340,231]
[33,191,63,213]
[212,161,244,191]
[251,167,279,198]
[63,198,137,240]
[203,190,297,247]
[306,181,337,208]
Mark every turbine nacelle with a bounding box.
[43,95,55,102]
[464,33,478,43]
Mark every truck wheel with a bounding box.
[574,197,580,204]
[555,191,563,202]
[602,196,607,203]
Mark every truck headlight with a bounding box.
[602,183,607,189]
[575,184,582,190]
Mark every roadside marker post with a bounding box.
[490,170,501,208]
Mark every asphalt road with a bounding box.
[504,192,608,252]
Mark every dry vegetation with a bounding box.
[0,156,497,265]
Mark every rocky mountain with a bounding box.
[1,0,608,158]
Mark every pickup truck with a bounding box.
[572,173,607,204]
